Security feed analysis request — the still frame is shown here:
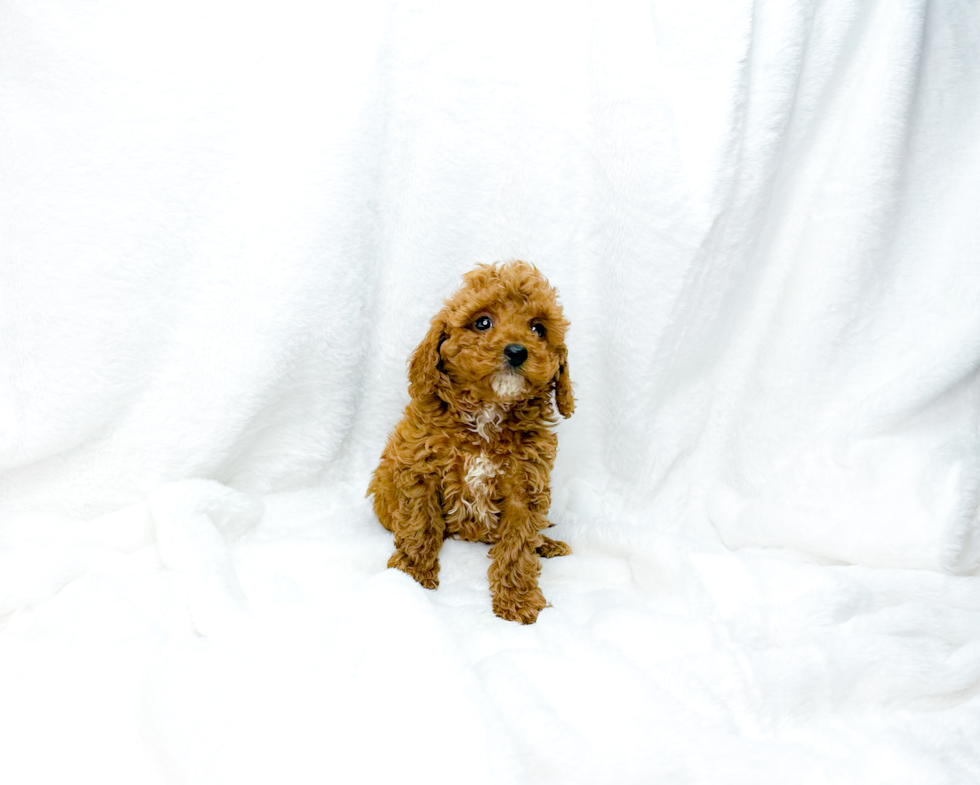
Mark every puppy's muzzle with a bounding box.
[504,344,528,368]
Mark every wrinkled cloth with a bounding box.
[1,2,979,783]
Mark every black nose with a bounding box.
[504,344,528,368]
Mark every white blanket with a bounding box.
[2,2,979,783]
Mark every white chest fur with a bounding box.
[465,452,496,494]
[462,451,499,527]
[462,403,507,440]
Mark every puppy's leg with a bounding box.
[488,496,547,624]
[525,468,570,559]
[387,479,445,590]
[536,535,571,558]
[516,463,572,559]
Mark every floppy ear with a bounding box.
[553,345,575,418]
[407,313,447,400]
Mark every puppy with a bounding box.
[368,261,574,624]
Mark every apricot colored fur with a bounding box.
[368,261,574,624]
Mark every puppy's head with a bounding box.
[408,261,574,417]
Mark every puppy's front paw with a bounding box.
[536,536,571,558]
[388,550,439,589]
[493,588,547,625]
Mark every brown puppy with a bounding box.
[368,261,574,623]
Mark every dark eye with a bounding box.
[530,322,547,339]
[474,315,493,331]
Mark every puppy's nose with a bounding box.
[504,344,528,368]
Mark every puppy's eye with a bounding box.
[530,323,547,339]
[474,316,493,331]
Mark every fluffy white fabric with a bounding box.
[1,1,979,783]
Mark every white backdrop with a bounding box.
[2,1,979,783]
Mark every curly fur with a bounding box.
[368,261,574,624]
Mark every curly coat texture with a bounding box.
[368,261,574,624]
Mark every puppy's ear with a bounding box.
[408,313,447,400]
[553,345,575,418]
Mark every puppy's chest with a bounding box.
[452,443,502,522]
[442,405,529,529]
[445,436,515,530]
[462,449,500,501]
